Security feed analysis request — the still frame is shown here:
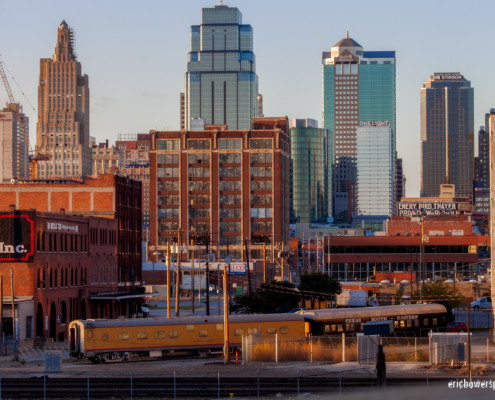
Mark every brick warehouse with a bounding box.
[0,210,118,343]
[149,117,290,280]
[0,175,143,341]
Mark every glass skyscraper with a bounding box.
[356,124,394,216]
[290,119,331,223]
[184,5,258,130]
[420,73,474,199]
[322,32,396,220]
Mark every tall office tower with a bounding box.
[0,103,29,182]
[322,32,396,221]
[184,5,258,130]
[420,73,474,199]
[356,123,394,216]
[36,21,91,179]
[257,94,264,117]
[290,118,331,223]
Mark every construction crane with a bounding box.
[0,56,49,179]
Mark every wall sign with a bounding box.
[0,214,34,262]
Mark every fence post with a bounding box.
[309,334,313,364]
[275,334,279,364]
[341,332,346,362]
[242,335,245,365]
[415,337,417,362]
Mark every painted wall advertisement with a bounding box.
[0,213,35,262]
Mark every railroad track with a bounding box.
[0,376,451,398]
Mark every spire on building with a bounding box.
[54,20,76,62]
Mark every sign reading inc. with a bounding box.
[0,214,34,262]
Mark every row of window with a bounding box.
[156,138,273,151]
[37,232,87,253]
[324,317,439,333]
[93,325,291,342]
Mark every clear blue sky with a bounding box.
[1,0,494,196]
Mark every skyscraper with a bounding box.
[322,32,396,220]
[420,73,474,199]
[0,103,29,182]
[290,118,331,223]
[36,21,91,179]
[356,122,394,216]
[184,5,258,130]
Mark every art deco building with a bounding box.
[36,21,91,179]
[420,73,474,199]
[322,32,396,220]
[0,103,29,182]
[184,5,258,130]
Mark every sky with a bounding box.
[0,0,494,197]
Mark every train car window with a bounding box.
[137,331,148,340]
[102,333,109,341]
[266,327,276,335]
[432,318,438,326]
[154,331,165,339]
[414,319,419,327]
[234,328,243,336]
[169,330,178,338]
[406,320,412,328]
[400,321,405,328]
[331,324,337,333]
[360,322,365,331]
[216,324,223,331]
[86,330,93,340]
[337,324,343,333]
[247,327,258,335]
[185,325,195,332]
[199,329,208,337]
[280,326,289,334]
[423,318,429,326]
[119,332,130,341]
[345,324,350,331]
[324,325,331,334]
[394,320,399,329]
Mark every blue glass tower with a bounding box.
[322,32,396,220]
[184,5,259,130]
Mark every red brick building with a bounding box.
[0,174,142,287]
[149,117,290,279]
[292,215,484,282]
[0,210,118,343]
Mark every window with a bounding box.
[25,316,33,339]
[157,139,179,150]
[102,333,109,341]
[188,139,210,150]
[216,324,223,331]
[199,329,208,337]
[266,327,277,335]
[137,331,148,340]
[247,327,258,335]
[250,138,272,149]
[219,139,241,149]
[154,331,165,339]
[234,328,243,336]
[186,325,195,332]
[279,326,289,334]
[169,330,178,338]
[119,332,130,341]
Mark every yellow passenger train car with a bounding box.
[69,313,308,363]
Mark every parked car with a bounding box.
[446,321,467,332]
[471,296,492,310]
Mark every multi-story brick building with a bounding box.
[0,174,142,290]
[149,117,290,278]
[0,209,118,343]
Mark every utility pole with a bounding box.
[244,238,252,294]
[10,268,17,361]
[205,236,210,316]
[175,229,182,317]
[223,265,229,364]
[263,241,266,284]
[166,241,171,318]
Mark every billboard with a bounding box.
[0,213,35,262]
[397,201,463,217]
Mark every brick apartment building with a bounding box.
[149,117,290,279]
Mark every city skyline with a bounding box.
[0,0,494,196]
